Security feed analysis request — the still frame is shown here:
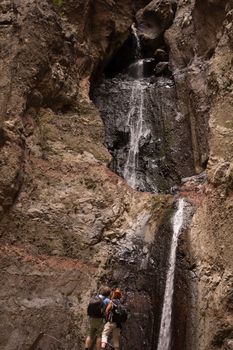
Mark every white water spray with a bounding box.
[131,23,141,57]
[123,24,147,189]
[157,198,185,350]
[123,81,145,189]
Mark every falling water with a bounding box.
[123,24,148,190]
[93,22,185,193]
[157,198,186,350]
[131,23,141,58]
[123,81,145,188]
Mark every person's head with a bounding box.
[112,288,122,299]
[99,286,111,297]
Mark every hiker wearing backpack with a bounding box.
[101,288,127,350]
[85,286,111,350]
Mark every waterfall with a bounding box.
[131,23,141,58]
[157,198,185,350]
[93,22,188,193]
[123,24,149,190]
[123,81,144,189]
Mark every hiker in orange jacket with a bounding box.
[101,288,126,350]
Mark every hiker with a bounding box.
[101,288,127,350]
[85,286,111,350]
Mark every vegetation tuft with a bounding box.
[53,0,64,7]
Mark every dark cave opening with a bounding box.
[90,13,174,82]
[99,28,171,80]
[103,35,138,78]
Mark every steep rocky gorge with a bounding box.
[0,1,232,350]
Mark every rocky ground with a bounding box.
[0,0,232,349]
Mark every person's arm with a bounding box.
[105,300,113,315]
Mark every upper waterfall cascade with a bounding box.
[92,25,195,193]
[123,25,150,190]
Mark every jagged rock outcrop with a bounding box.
[136,0,177,53]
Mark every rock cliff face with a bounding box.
[0,1,173,349]
[165,1,233,349]
[0,0,232,350]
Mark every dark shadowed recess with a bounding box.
[172,234,198,350]
[98,206,175,350]
[98,204,196,350]
[193,0,227,59]
[101,34,170,79]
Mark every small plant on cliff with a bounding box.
[53,0,63,7]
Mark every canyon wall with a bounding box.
[0,0,232,349]
[166,1,233,349]
[0,1,172,349]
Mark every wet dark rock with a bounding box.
[154,48,168,61]
[181,172,207,185]
[106,205,176,350]
[170,185,180,195]
[127,58,156,78]
[154,61,169,75]
[92,74,195,193]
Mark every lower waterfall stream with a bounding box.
[157,198,186,350]
[122,25,149,190]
